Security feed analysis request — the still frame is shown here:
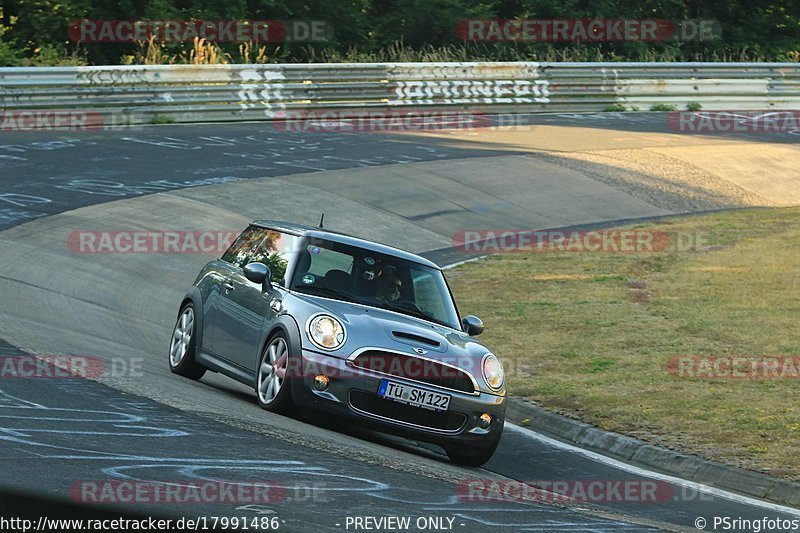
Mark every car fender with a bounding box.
[181,287,206,349]
[257,313,303,384]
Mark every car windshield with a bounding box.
[290,237,460,330]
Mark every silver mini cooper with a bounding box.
[169,220,506,465]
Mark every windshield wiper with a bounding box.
[379,302,452,328]
[293,285,366,305]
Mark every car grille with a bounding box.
[350,351,475,394]
[349,390,467,432]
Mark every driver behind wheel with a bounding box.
[376,272,402,303]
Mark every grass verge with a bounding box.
[447,207,800,480]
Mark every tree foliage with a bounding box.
[0,0,798,65]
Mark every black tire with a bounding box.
[168,303,206,380]
[445,426,503,467]
[255,332,294,415]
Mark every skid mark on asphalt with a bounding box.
[0,382,654,531]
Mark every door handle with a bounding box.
[224,283,235,292]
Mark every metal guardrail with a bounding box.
[1,62,799,124]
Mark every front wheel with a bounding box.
[445,427,503,467]
[168,303,206,380]
[256,333,294,414]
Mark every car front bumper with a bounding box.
[291,349,506,450]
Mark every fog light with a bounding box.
[313,374,329,391]
[478,413,492,429]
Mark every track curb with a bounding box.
[506,397,800,507]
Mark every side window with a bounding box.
[221,226,269,268]
[251,232,301,285]
[221,226,301,286]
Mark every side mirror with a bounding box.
[243,262,272,290]
[461,315,484,336]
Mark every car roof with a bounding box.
[251,219,441,270]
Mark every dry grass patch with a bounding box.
[447,207,800,479]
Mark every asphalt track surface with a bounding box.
[0,113,798,532]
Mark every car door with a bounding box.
[215,267,279,371]
[211,227,297,372]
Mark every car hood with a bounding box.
[285,291,495,384]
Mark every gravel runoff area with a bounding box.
[531,149,769,212]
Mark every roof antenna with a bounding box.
[318,213,325,229]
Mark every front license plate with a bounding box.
[378,379,451,412]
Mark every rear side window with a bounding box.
[221,226,302,286]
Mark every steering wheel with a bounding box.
[392,299,422,312]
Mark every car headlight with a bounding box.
[482,354,504,391]
[307,314,346,351]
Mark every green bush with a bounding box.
[0,26,23,66]
[150,114,175,124]
[22,45,87,66]
[650,103,679,112]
